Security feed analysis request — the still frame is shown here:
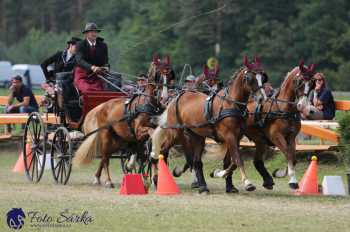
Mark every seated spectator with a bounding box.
[6,75,39,114]
[301,73,335,120]
[5,76,39,133]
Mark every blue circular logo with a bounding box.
[6,208,25,230]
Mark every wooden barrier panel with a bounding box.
[0,96,44,106]
[0,113,58,125]
[300,124,339,143]
[335,100,350,111]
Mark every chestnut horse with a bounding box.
[73,57,172,187]
[196,60,316,192]
[151,57,267,193]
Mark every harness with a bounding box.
[164,87,247,134]
[124,93,162,137]
[252,89,301,129]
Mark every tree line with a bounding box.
[1,0,350,90]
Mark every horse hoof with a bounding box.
[209,171,214,178]
[272,168,287,178]
[172,166,182,178]
[263,179,275,190]
[92,177,101,186]
[191,181,199,189]
[289,182,299,190]
[105,182,115,188]
[198,186,210,195]
[226,186,239,194]
[245,184,256,192]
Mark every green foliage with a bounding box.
[5,29,71,64]
[1,0,350,88]
[338,113,350,167]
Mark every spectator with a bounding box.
[6,76,39,114]
[302,73,335,120]
[6,76,39,133]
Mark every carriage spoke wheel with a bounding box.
[23,112,47,183]
[51,127,72,185]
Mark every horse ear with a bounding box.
[299,59,305,72]
[152,54,159,65]
[243,56,250,68]
[165,55,171,65]
[203,65,209,77]
[309,63,316,73]
[254,56,261,65]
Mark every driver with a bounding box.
[74,22,109,94]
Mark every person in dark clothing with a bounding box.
[74,22,109,93]
[302,72,336,120]
[40,37,81,82]
[6,76,39,114]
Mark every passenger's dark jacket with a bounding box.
[75,37,108,71]
[41,50,77,81]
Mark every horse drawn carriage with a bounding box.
[21,70,154,185]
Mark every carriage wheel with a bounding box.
[50,127,72,185]
[23,112,47,183]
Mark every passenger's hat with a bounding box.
[67,37,81,45]
[82,22,102,33]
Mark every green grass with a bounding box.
[0,141,349,232]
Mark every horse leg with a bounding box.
[214,134,256,192]
[223,152,239,193]
[270,133,298,189]
[254,142,274,190]
[191,136,208,194]
[103,157,114,188]
[94,161,103,185]
[100,130,119,188]
[151,128,178,186]
[286,138,298,189]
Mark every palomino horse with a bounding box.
[197,60,316,192]
[151,57,267,193]
[73,57,172,187]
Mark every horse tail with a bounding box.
[203,141,227,160]
[151,108,168,159]
[73,104,104,167]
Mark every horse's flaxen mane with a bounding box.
[147,62,157,82]
[227,66,246,85]
[280,66,299,92]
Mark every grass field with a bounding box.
[0,140,349,232]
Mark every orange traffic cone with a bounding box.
[12,144,32,173]
[295,156,319,195]
[119,174,147,195]
[156,154,180,195]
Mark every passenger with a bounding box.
[183,75,196,90]
[40,37,81,83]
